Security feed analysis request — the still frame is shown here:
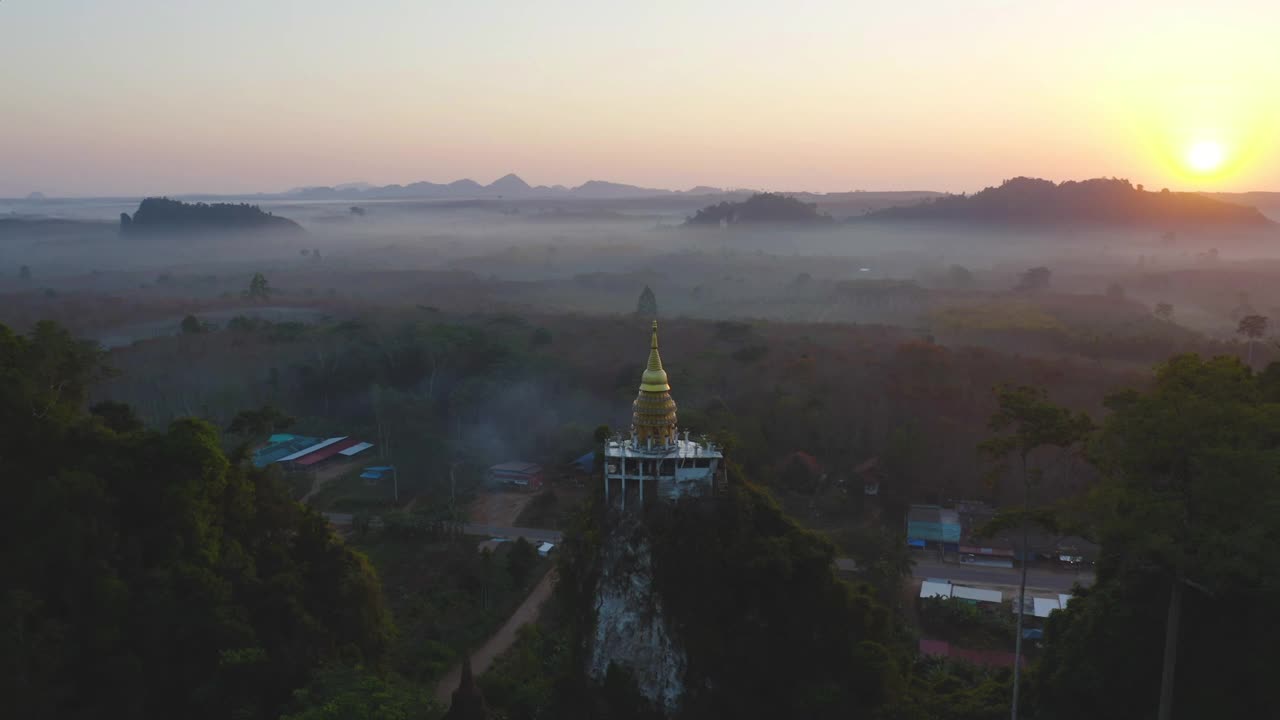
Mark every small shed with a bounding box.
[490,462,544,490]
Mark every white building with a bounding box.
[603,321,723,509]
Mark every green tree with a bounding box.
[1015,266,1051,292]
[0,321,392,720]
[181,314,204,334]
[18,264,31,281]
[282,666,436,720]
[227,404,295,443]
[635,285,658,318]
[507,537,537,587]
[244,272,272,301]
[978,385,1092,720]
[1236,314,1267,366]
[1037,355,1280,720]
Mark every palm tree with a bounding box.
[980,386,1093,720]
[1236,315,1268,366]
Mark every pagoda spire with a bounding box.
[632,320,678,446]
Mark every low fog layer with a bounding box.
[3,184,1279,350]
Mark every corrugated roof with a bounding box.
[253,435,323,467]
[339,441,374,456]
[1033,598,1061,618]
[293,437,364,466]
[491,462,541,474]
[920,581,952,599]
[953,585,1003,603]
[277,437,347,463]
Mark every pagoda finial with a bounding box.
[640,321,669,391]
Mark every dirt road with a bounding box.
[434,568,557,705]
[468,489,534,527]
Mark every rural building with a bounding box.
[907,504,961,549]
[252,433,373,470]
[602,322,724,510]
[920,580,1003,604]
[854,456,884,496]
[489,462,544,490]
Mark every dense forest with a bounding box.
[120,198,303,234]
[865,177,1276,229]
[6,310,1278,718]
[2,322,393,719]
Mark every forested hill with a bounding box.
[685,192,834,226]
[121,197,303,234]
[2,321,390,720]
[862,177,1276,229]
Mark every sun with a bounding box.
[1186,140,1226,173]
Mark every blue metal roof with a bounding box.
[252,435,323,468]
[571,451,595,473]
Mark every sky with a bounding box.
[3,0,1279,197]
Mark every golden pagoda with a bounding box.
[631,320,678,447]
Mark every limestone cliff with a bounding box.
[587,517,686,715]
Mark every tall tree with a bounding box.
[227,404,295,444]
[1036,355,1280,720]
[635,285,658,318]
[1236,314,1268,366]
[244,272,272,301]
[978,385,1092,720]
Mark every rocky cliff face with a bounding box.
[587,518,686,715]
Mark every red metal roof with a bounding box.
[293,437,366,466]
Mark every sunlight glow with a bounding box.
[1187,140,1226,173]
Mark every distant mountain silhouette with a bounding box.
[572,179,671,199]
[274,174,730,201]
[487,173,531,193]
[863,177,1275,229]
[120,197,303,234]
[686,192,834,226]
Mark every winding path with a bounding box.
[433,568,558,704]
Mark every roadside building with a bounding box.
[252,434,374,487]
[906,504,962,550]
[490,462,544,490]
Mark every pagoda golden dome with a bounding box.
[632,320,678,446]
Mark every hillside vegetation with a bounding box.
[686,192,833,226]
[121,197,303,234]
[866,177,1275,229]
[1,321,391,720]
